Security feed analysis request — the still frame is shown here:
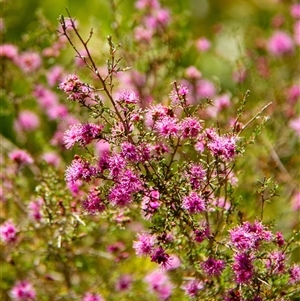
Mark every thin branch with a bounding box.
[239,102,272,134]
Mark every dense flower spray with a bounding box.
[1,0,299,300]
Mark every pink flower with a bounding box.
[267,31,294,56]
[182,279,204,297]
[169,84,189,106]
[206,94,231,118]
[82,292,104,301]
[151,247,171,268]
[207,134,237,161]
[108,154,126,178]
[28,198,44,221]
[194,223,210,243]
[286,85,300,104]
[116,89,139,104]
[179,117,202,138]
[33,85,59,109]
[135,0,160,10]
[47,65,64,87]
[144,270,174,300]
[195,140,205,153]
[182,192,206,213]
[154,116,179,138]
[59,74,95,102]
[0,44,18,59]
[133,232,155,256]
[294,21,300,45]
[9,150,33,165]
[16,51,42,73]
[141,190,161,219]
[289,264,300,284]
[196,37,211,52]
[265,251,285,274]
[82,189,105,214]
[0,220,17,243]
[289,117,300,136]
[291,191,300,211]
[65,157,97,184]
[95,140,110,158]
[143,8,170,29]
[10,280,36,301]
[115,274,132,291]
[108,170,142,206]
[201,257,225,276]
[185,66,202,79]
[229,221,272,250]
[47,104,68,120]
[164,254,181,270]
[64,123,103,149]
[155,8,171,27]
[196,79,216,99]
[186,163,206,189]
[42,152,61,168]
[14,110,40,132]
[291,4,300,19]
[232,252,254,284]
[145,104,169,128]
[232,67,247,83]
[134,26,154,42]
[275,231,285,247]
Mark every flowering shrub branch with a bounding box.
[1,1,299,300]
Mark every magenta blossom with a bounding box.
[232,252,254,284]
[169,84,189,106]
[116,89,138,104]
[82,189,105,214]
[64,123,103,149]
[144,270,174,300]
[15,51,41,73]
[133,232,155,256]
[14,110,40,132]
[154,116,179,138]
[182,192,206,213]
[115,274,132,291]
[65,157,98,184]
[186,163,206,189]
[28,198,44,221]
[201,257,225,276]
[10,280,36,301]
[291,4,300,19]
[289,264,300,284]
[41,152,61,168]
[289,117,300,137]
[182,279,204,297]
[267,31,294,56]
[196,79,216,99]
[150,246,171,268]
[0,43,18,59]
[196,37,211,52]
[207,134,237,161]
[0,220,17,243]
[9,150,33,165]
[82,292,104,301]
[185,66,202,79]
[179,117,202,138]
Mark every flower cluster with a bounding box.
[64,123,103,149]
[59,74,95,102]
